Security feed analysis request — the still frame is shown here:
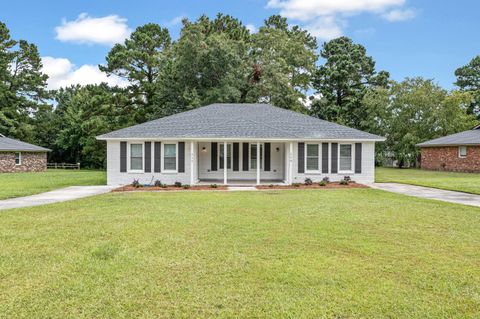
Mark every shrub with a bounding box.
[269,184,274,188]
[339,179,349,185]
[304,178,313,185]
[131,179,141,188]
[322,177,330,183]
[210,184,218,188]
[174,181,182,187]
[343,176,351,182]
[183,184,190,189]
[292,183,301,187]
[319,181,327,186]
[154,180,162,187]
[161,183,167,188]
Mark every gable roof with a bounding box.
[97,103,384,141]
[417,126,480,147]
[0,136,51,152]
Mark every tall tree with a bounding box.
[0,21,49,141]
[100,23,172,122]
[311,36,389,129]
[454,55,480,118]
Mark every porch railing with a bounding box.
[47,162,81,170]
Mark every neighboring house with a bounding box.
[0,134,51,173]
[97,103,385,186]
[418,125,480,173]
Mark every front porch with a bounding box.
[197,179,286,186]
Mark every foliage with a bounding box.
[318,181,327,186]
[210,184,218,188]
[154,180,162,187]
[454,55,480,118]
[321,176,330,183]
[131,179,141,188]
[304,178,313,185]
[174,181,182,187]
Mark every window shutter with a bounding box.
[233,143,239,171]
[264,143,271,171]
[154,142,161,172]
[120,141,127,172]
[242,143,249,171]
[355,143,362,174]
[211,142,218,171]
[331,143,338,173]
[298,142,305,173]
[322,143,329,173]
[178,142,185,173]
[144,142,151,173]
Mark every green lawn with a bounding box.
[0,189,479,318]
[0,169,106,200]
[376,167,480,195]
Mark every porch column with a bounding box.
[190,141,195,185]
[288,142,293,184]
[223,142,227,185]
[256,142,260,185]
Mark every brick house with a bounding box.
[0,134,51,173]
[417,125,480,173]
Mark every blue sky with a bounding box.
[1,0,478,90]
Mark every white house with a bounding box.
[97,103,384,186]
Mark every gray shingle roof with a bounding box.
[0,136,51,152]
[418,128,480,147]
[97,103,385,141]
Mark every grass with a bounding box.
[376,167,480,195]
[0,189,479,318]
[0,169,106,200]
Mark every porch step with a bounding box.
[227,186,258,192]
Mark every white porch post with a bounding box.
[288,142,293,184]
[223,142,227,185]
[190,141,194,185]
[256,142,260,185]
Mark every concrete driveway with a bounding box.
[370,183,480,207]
[0,186,115,211]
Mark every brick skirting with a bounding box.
[420,146,480,173]
[0,152,48,173]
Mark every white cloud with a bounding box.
[166,15,186,27]
[266,0,415,39]
[382,8,416,22]
[55,13,132,45]
[246,24,258,34]
[41,56,129,90]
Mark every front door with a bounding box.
[219,143,232,171]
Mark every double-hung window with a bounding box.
[306,144,319,172]
[163,143,177,171]
[130,144,143,171]
[339,144,353,172]
[459,146,467,158]
[219,143,232,169]
[15,152,21,165]
[250,144,263,170]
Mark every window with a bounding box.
[219,143,232,169]
[339,144,353,172]
[250,144,263,170]
[459,146,467,158]
[130,144,143,171]
[163,143,177,171]
[306,144,319,171]
[15,152,21,165]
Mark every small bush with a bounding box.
[174,181,182,187]
[154,180,162,187]
[304,178,313,186]
[269,184,274,188]
[322,177,330,183]
[339,179,349,185]
[319,181,327,186]
[292,183,301,187]
[161,183,167,188]
[343,176,352,182]
[183,184,190,189]
[210,184,218,188]
[131,179,141,188]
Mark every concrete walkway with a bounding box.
[370,183,480,207]
[0,186,115,211]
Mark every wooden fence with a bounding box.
[47,163,81,170]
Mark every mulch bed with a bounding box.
[256,182,368,190]
[113,185,228,192]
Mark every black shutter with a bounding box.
[233,143,239,171]
[322,143,329,173]
[298,142,305,173]
[211,142,218,171]
[120,141,127,172]
[144,142,151,172]
[355,143,362,174]
[264,143,271,171]
[154,142,161,172]
[242,143,249,171]
[331,143,338,173]
[178,142,185,173]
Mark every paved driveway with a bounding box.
[370,183,480,207]
[0,186,115,211]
